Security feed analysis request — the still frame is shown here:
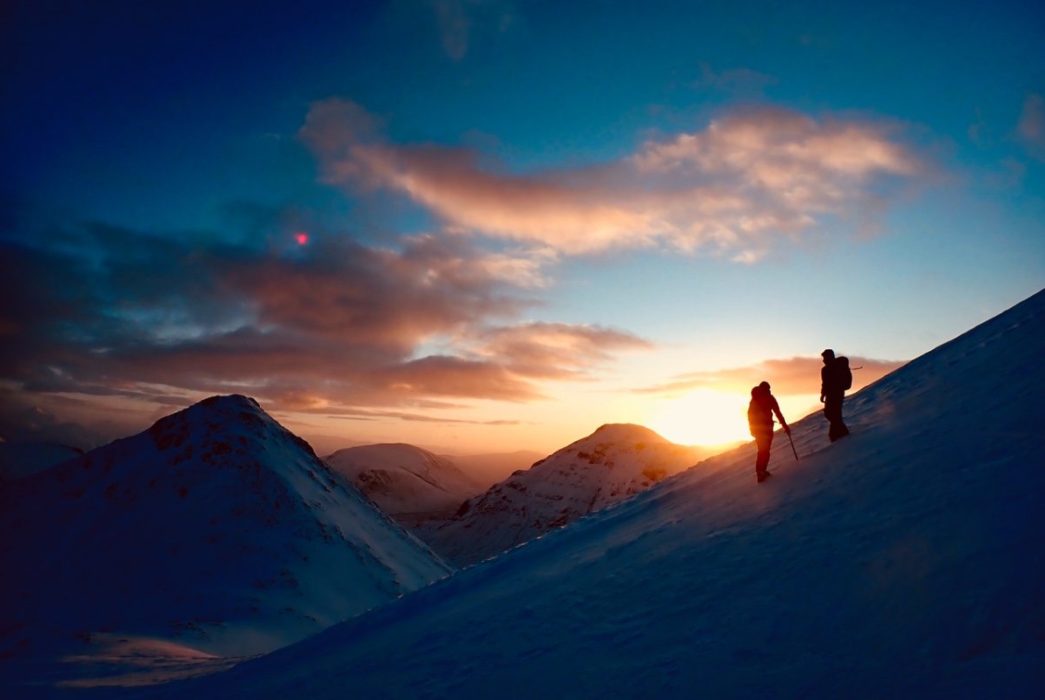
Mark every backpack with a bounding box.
[837,356,853,391]
[747,389,772,435]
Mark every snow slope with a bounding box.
[182,289,1045,698]
[323,443,482,516]
[0,441,82,481]
[0,395,450,671]
[415,424,705,566]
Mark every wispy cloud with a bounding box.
[477,323,653,380]
[691,63,777,95]
[1017,93,1045,159]
[302,100,926,260]
[427,0,516,61]
[635,356,905,397]
[320,406,522,425]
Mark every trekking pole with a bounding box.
[786,430,799,462]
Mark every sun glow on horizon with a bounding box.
[648,388,752,447]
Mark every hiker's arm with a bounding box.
[772,400,790,433]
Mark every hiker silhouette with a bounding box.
[820,349,851,442]
[747,381,789,483]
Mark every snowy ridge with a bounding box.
[420,424,705,565]
[324,443,482,516]
[183,289,1045,698]
[0,395,450,668]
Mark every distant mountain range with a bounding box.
[417,424,709,565]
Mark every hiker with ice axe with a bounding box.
[747,381,795,484]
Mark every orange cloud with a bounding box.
[475,322,653,380]
[302,100,927,259]
[372,356,542,402]
[635,355,905,397]
[1,222,650,439]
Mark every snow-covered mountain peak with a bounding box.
[326,442,445,474]
[146,393,315,463]
[0,394,450,669]
[158,393,265,425]
[584,423,670,444]
[324,442,483,519]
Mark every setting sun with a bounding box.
[648,389,752,447]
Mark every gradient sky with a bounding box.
[3,0,1044,455]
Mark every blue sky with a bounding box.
[2,0,1043,452]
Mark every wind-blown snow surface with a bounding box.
[178,290,1045,698]
[0,396,450,668]
[421,424,705,566]
[324,443,482,516]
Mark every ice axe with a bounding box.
[785,428,799,462]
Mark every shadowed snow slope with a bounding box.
[0,395,450,667]
[324,443,482,516]
[421,424,704,566]
[172,288,1045,698]
[0,441,82,481]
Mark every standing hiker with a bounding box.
[820,349,851,442]
[748,381,790,483]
